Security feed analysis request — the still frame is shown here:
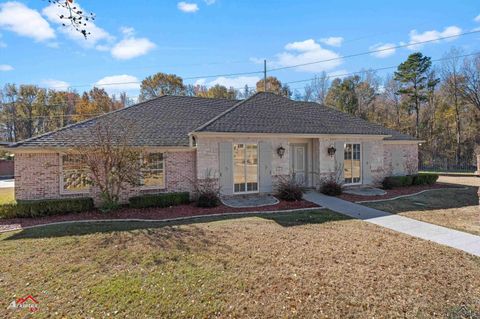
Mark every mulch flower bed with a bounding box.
[338,183,459,203]
[0,199,319,233]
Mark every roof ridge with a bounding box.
[9,95,169,148]
[191,92,262,133]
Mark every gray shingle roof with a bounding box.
[10,92,416,149]
[10,95,238,148]
[195,92,416,140]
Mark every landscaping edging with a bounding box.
[338,183,462,203]
[354,187,469,204]
[0,207,325,234]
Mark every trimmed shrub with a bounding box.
[0,198,94,219]
[196,191,220,208]
[275,175,305,201]
[320,180,343,196]
[383,173,438,189]
[413,173,439,185]
[129,192,190,209]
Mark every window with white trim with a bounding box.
[61,154,90,193]
[141,153,165,188]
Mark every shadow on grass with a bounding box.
[2,209,351,241]
[363,187,479,214]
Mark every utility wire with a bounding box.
[282,51,480,86]
[34,30,480,91]
[268,30,480,72]
[1,50,478,121]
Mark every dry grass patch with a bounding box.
[0,188,14,205]
[364,187,480,236]
[0,210,479,318]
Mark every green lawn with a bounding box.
[0,188,14,205]
[363,187,480,236]
[1,209,479,318]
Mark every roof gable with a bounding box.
[195,92,415,140]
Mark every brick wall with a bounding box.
[14,150,197,204]
[15,153,61,200]
[383,143,418,177]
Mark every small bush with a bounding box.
[320,180,343,196]
[0,198,94,219]
[413,173,439,185]
[196,191,220,208]
[383,173,438,189]
[129,192,190,209]
[190,174,222,208]
[275,175,305,201]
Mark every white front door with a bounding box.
[291,144,307,185]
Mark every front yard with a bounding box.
[1,209,479,318]
[363,179,479,236]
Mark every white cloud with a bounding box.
[111,35,156,60]
[177,2,199,13]
[408,26,462,49]
[0,2,55,42]
[273,39,342,73]
[194,76,260,89]
[369,43,396,58]
[42,2,113,47]
[95,74,140,95]
[474,14,480,22]
[120,26,135,37]
[320,36,344,47]
[0,64,14,71]
[42,79,70,89]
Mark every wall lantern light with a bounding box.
[277,146,286,158]
[327,145,336,157]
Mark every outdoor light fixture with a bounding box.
[327,145,336,157]
[277,146,286,158]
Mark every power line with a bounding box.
[282,51,480,87]
[268,30,480,72]
[28,29,480,91]
[0,50,478,121]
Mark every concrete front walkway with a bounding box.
[304,191,480,257]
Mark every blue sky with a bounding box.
[0,0,479,99]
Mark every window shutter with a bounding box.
[218,142,233,195]
[259,141,272,193]
[362,142,373,184]
[334,141,344,180]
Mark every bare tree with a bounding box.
[441,48,465,165]
[48,0,96,38]
[383,74,402,129]
[304,72,329,104]
[461,54,480,174]
[76,121,143,210]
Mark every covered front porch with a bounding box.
[195,134,387,196]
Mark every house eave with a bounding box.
[8,145,196,154]
[189,131,392,140]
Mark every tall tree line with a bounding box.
[0,86,128,142]
[1,48,479,169]
[298,49,480,169]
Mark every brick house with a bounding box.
[6,92,419,204]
